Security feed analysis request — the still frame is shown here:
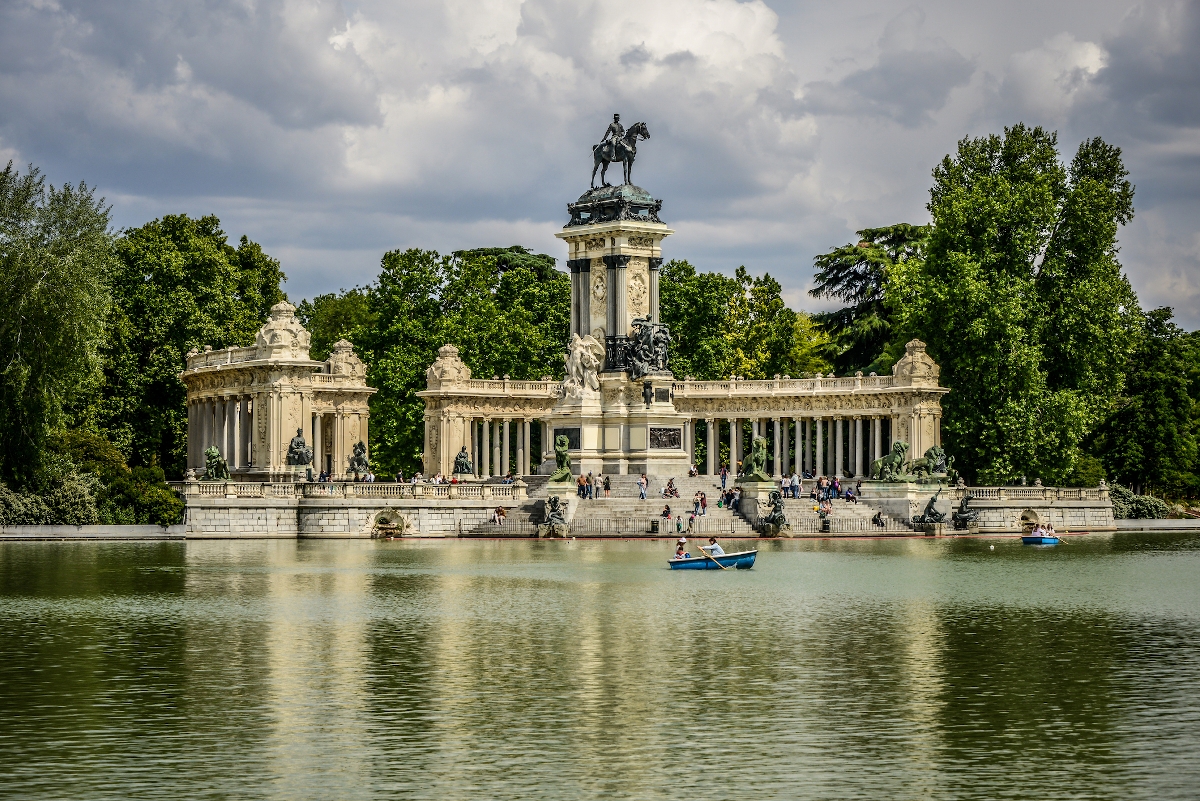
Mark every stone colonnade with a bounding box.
[674,415,898,477]
[462,416,554,478]
[180,303,376,481]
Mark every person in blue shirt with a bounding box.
[700,537,725,556]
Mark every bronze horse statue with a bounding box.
[591,121,649,188]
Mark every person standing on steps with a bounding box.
[720,464,728,490]
[603,474,611,498]
[638,474,648,500]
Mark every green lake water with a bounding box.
[1,533,1198,800]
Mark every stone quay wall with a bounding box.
[859,482,1115,533]
[175,481,527,538]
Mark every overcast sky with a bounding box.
[3,0,1199,326]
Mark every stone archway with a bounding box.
[1019,508,1041,531]
[370,508,413,538]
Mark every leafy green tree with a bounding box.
[97,214,286,477]
[661,260,829,380]
[810,223,928,374]
[0,162,114,487]
[889,125,1137,484]
[296,288,376,361]
[1090,308,1197,495]
[359,246,570,475]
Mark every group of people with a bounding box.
[315,469,376,482]
[673,536,725,560]
[577,472,611,499]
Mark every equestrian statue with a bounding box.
[591,113,651,188]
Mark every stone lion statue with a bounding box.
[740,435,771,482]
[549,434,573,482]
[203,445,230,481]
[908,445,950,477]
[870,441,910,481]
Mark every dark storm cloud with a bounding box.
[801,8,975,127]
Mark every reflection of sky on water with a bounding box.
[0,535,1197,799]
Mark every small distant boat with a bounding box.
[1021,534,1060,545]
[668,550,758,570]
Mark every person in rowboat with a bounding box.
[700,537,725,556]
[674,538,690,559]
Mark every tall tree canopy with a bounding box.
[661,260,829,380]
[889,125,1139,484]
[809,223,928,374]
[96,214,286,477]
[1090,308,1199,495]
[352,246,570,475]
[0,162,114,486]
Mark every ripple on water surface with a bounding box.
[0,534,1198,800]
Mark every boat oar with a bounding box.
[699,546,728,570]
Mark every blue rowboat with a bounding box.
[1021,535,1060,545]
[668,550,757,570]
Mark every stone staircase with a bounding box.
[464,472,913,537]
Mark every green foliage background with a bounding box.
[8,114,1200,524]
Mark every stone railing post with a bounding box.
[514,479,528,500]
[413,483,424,499]
[998,486,1007,501]
[448,483,460,499]
[482,484,493,500]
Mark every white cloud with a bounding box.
[3,0,1200,330]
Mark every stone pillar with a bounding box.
[727,418,736,473]
[312,411,322,474]
[502,418,511,477]
[777,419,787,474]
[814,418,824,478]
[231,399,243,469]
[772,418,781,479]
[705,419,715,475]
[523,419,532,475]
[649,256,661,320]
[854,416,863,478]
[482,419,491,479]
[686,419,695,466]
[873,416,882,469]
[834,417,844,478]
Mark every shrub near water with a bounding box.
[1109,484,1170,519]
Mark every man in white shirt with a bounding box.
[700,537,725,556]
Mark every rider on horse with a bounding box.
[600,113,625,161]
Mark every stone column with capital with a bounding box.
[482,418,491,478]
[834,418,843,477]
[727,418,735,472]
[772,418,781,479]
[815,418,824,478]
[705,419,715,475]
[854,417,863,478]
[501,419,511,477]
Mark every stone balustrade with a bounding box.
[172,481,528,501]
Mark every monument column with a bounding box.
[872,416,881,467]
[649,257,661,320]
[727,418,736,472]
